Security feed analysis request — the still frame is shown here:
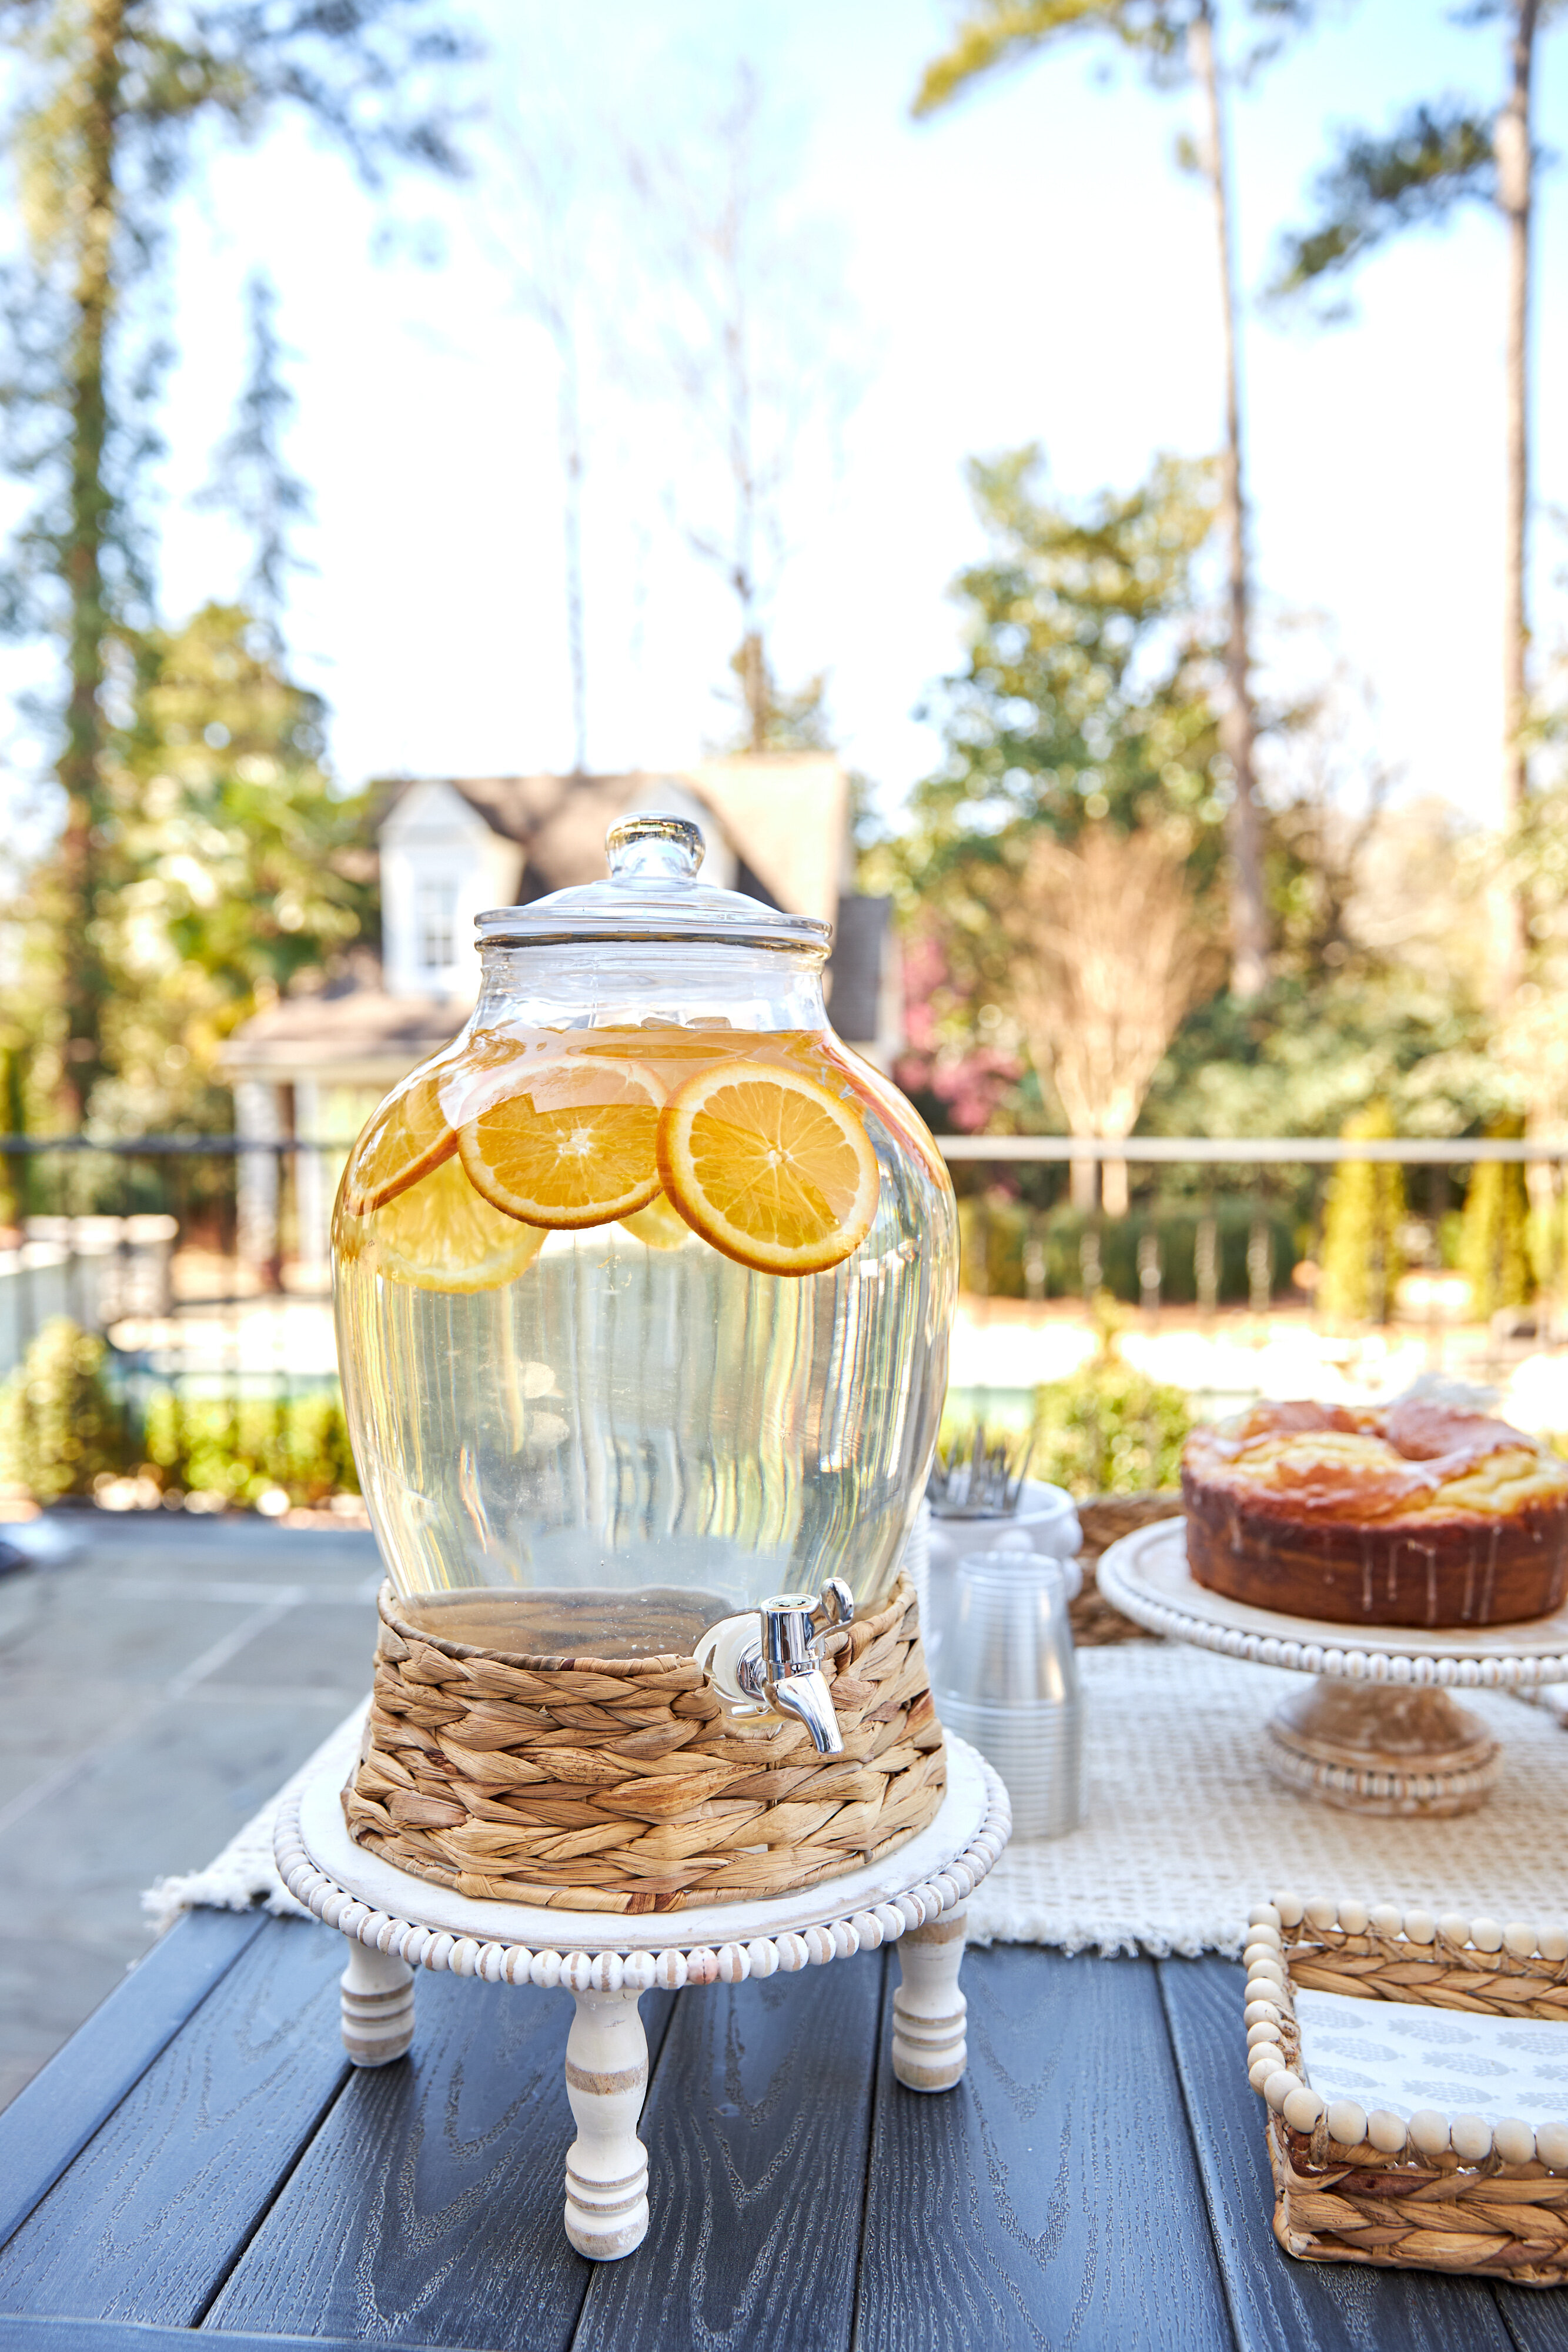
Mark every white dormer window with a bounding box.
[379,780,525,1001]
[416,875,459,978]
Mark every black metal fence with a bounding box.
[0,1136,352,1511]
[0,1131,1560,1508]
[942,1134,1568,1336]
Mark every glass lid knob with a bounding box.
[605,811,705,884]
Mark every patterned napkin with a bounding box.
[1298,1986,1568,2127]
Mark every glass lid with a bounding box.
[474,811,832,952]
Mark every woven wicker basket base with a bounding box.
[1257,1906,1568,2284]
[1271,2122,1568,2286]
[1072,1494,1176,1647]
[343,1574,945,1915]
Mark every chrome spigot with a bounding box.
[693,1579,855,1756]
[755,1585,851,1754]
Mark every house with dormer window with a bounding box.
[222,754,902,1269]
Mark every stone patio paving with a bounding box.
[0,1509,379,2112]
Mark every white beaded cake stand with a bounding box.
[1097,1516,1568,1819]
[275,1733,1009,2264]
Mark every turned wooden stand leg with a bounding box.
[340,1938,415,2067]
[564,1988,650,2261]
[892,1903,968,2092]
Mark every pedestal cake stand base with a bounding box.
[1264,1679,1501,1815]
[1095,1518,1568,1819]
[276,1734,1009,2263]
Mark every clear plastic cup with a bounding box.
[932,1552,1085,1840]
[926,1482,1083,1671]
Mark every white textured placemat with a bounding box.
[143,1644,1568,1960]
[964,1644,1568,1957]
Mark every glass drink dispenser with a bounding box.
[332,814,958,1708]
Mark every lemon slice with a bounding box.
[343,1073,457,1214]
[457,1059,666,1229]
[657,1059,880,1275]
[369,1154,547,1291]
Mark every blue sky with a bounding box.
[4,0,1563,836]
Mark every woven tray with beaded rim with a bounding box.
[1243,1890,1568,2285]
[343,1572,945,1915]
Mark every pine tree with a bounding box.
[0,0,469,1123]
[912,0,1306,998]
[97,603,375,1132]
[1269,4,1557,998]
[194,271,313,647]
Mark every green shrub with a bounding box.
[1028,1347,1192,1498]
[0,1317,126,1501]
[1319,1102,1405,1325]
[141,1390,359,1506]
[1459,1117,1533,1319]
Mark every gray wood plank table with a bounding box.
[0,1912,1556,2352]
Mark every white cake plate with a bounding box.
[1096,1516,1568,1819]
[275,1733,1009,2264]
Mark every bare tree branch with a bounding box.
[615,59,862,750]
[995,823,1222,1210]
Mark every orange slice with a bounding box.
[657,1058,881,1275]
[343,1073,457,1214]
[831,1053,952,1191]
[457,1059,666,1229]
[435,1029,544,1127]
[617,1191,694,1250]
[369,1153,547,1291]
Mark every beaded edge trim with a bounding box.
[1243,1892,1568,2168]
[274,1759,1011,1996]
[1098,1532,1568,1688]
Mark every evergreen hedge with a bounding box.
[0,1317,126,1501]
[1318,1102,1406,1325]
[1459,1117,1533,1319]
[141,1391,359,1507]
[0,1314,359,1508]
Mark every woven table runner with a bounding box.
[965,1645,1568,1955]
[145,1643,1568,1957]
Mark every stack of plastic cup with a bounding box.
[924,1481,1082,1674]
[931,1551,1085,1840]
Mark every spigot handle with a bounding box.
[814,1578,854,1637]
[760,1580,855,1669]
